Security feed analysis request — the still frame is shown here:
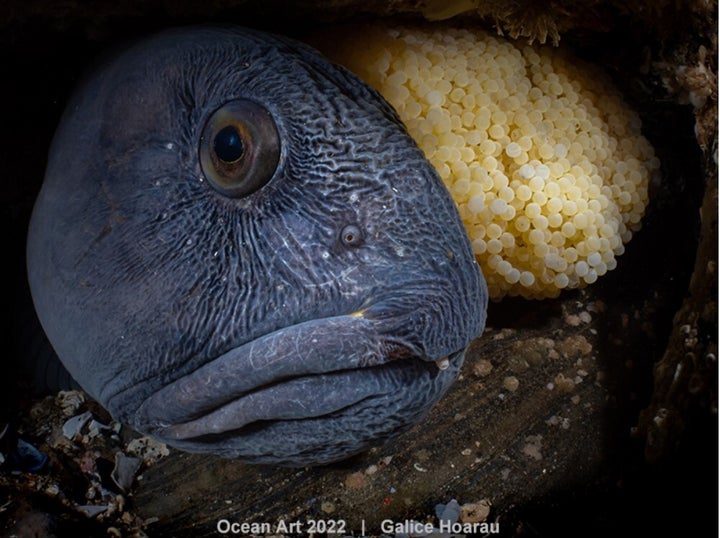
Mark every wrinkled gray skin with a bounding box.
[27,26,487,466]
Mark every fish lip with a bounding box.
[146,356,460,443]
[132,312,465,441]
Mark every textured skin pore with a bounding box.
[27,27,488,465]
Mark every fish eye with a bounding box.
[199,99,280,198]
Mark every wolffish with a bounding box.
[27,26,487,466]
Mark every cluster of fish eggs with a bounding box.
[324,26,660,299]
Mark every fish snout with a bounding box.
[355,238,488,368]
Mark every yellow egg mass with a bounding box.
[319,25,660,299]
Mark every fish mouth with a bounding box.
[133,312,464,462]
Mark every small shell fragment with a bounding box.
[460,500,491,523]
[77,505,108,518]
[111,453,142,492]
[55,390,85,416]
[125,437,170,466]
[62,411,93,439]
[435,498,462,524]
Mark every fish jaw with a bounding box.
[131,313,465,465]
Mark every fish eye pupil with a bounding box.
[214,125,244,163]
[200,99,279,198]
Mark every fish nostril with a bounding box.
[340,224,364,248]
